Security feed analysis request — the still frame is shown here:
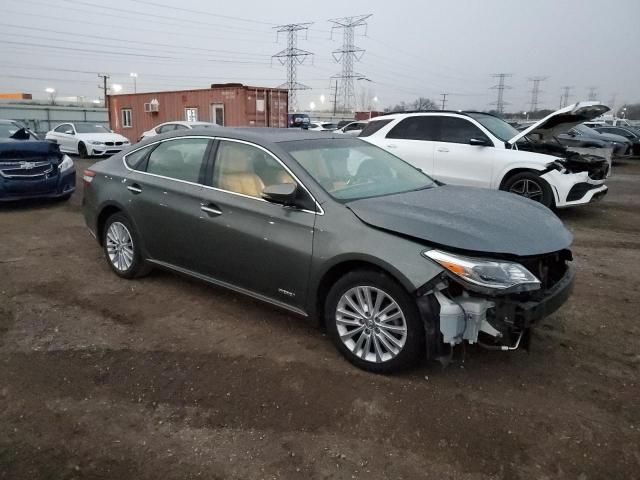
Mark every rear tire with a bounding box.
[78,142,89,159]
[501,171,554,208]
[102,212,151,279]
[325,269,424,373]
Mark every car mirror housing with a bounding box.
[469,138,490,146]
[261,183,298,206]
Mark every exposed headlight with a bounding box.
[89,140,104,145]
[58,154,74,172]
[546,160,566,173]
[423,249,540,292]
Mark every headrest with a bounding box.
[219,151,254,174]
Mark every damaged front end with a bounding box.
[417,249,575,357]
[520,139,611,180]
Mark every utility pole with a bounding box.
[608,93,617,111]
[560,86,573,108]
[332,78,338,116]
[329,14,372,113]
[440,93,448,110]
[272,23,313,112]
[528,76,547,112]
[98,73,110,108]
[587,86,598,101]
[490,73,512,115]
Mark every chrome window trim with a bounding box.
[122,135,324,215]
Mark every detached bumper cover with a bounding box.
[541,169,607,207]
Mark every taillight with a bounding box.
[83,170,96,185]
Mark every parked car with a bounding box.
[83,128,575,373]
[0,120,75,202]
[308,122,338,131]
[360,102,611,208]
[557,124,632,157]
[288,113,310,128]
[337,121,367,136]
[138,121,218,142]
[45,123,130,158]
[592,125,640,156]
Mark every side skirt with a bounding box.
[146,259,308,318]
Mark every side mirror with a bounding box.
[469,137,490,146]
[262,183,297,206]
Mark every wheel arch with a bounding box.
[498,167,544,190]
[311,256,415,328]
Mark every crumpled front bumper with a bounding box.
[541,169,608,207]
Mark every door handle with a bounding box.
[127,184,142,194]
[437,147,450,153]
[200,202,222,216]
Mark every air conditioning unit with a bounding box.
[144,98,160,113]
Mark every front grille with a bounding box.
[519,251,570,292]
[103,142,123,146]
[0,160,54,179]
[567,182,601,201]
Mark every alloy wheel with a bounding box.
[335,286,408,363]
[509,178,544,202]
[106,221,135,272]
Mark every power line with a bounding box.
[329,14,372,112]
[272,23,314,112]
[528,76,548,112]
[128,0,276,25]
[490,73,512,114]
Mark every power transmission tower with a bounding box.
[608,93,617,111]
[98,73,110,108]
[560,86,573,108]
[587,86,598,101]
[440,93,448,110]
[272,23,313,112]
[329,14,372,113]
[528,76,547,112]
[490,73,512,114]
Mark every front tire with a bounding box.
[78,142,89,159]
[502,171,554,208]
[102,213,151,279]
[325,270,424,373]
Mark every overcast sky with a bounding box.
[1,0,639,112]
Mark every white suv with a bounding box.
[361,103,610,208]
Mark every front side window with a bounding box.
[386,116,439,141]
[212,141,294,198]
[124,145,152,170]
[55,124,73,134]
[358,118,392,137]
[438,117,491,145]
[467,113,519,142]
[283,138,436,201]
[146,138,210,183]
[157,124,175,134]
[121,109,132,128]
[185,108,198,122]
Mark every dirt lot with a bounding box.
[1,158,639,480]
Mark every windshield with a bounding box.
[282,138,436,201]
[574,124,595,135]
[0,123,20,138]
[75,124,111,134]
[467,113,520,142]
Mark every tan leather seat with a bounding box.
[273,169,294,185]
[216,149,265,197]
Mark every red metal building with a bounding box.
[108,83,288,141]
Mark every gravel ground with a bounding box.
[1,157,639,480]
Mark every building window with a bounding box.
[121,108,132,128]
[185,107,198,122]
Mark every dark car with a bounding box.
[82,129,575,373]
[593,125,640,156]
[557,124,632,157]
[287,113,310,128]
[0,120,76,202]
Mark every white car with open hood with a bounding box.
[45,123,130,158]
[360,102,610,208]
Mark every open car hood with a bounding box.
[347,186,572,257]
[508,102,610,145]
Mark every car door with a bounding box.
[195,138,316,311]
[124,136,214,272]
[381,116,438,175]
[50,124,75,152]
[432,116,495,187]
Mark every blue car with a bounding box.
[0,120,76,202]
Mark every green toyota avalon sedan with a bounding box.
[82,128,575,373]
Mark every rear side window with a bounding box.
[146,138,211,183]
[386,117,439,141]
[438,117,491,145]
[124,146,152,170]
[359,119,392,137]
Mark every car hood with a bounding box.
[509,102,610,145]
[346,186,572,257]
[76,132,129,142]
[595,132,632,144]
[0,139,61,161]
